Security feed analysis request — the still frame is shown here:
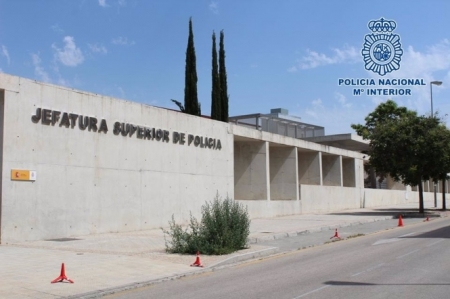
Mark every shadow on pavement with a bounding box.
[325,281,450,286]
[400,225,450,239]
[329,208,445,218]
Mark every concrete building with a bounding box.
[229,108,324,139]
[0,74,438,244]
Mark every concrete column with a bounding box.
[355,158,364,189]
[322,154,341,186]
[295,149,299,201]
[319,152,323,186]
[0,90,4,244]
[234,141,269,200]
[265,142,271,201]
[269,146,297,200]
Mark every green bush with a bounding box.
[162,195,251,255]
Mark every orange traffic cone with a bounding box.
[51,263,74,283]
[398,215,404,227]
[330,228,341,240]
[190,251,204,267]
[424,216,430,222]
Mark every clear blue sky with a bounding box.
[1,0,449,134]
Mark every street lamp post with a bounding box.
[430,80,443,208]
[430,81,442,117]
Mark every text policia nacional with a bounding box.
[338,78,426,96]
[31,108,222,150]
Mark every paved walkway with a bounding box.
[0,200,447,299]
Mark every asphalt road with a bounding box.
[104,217,450,299]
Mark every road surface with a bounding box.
[105,217,450,299]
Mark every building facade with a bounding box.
[0,74,429,244]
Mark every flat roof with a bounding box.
[302,134,370,152]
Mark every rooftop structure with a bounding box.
[303,134,370,152]
[229,108,325,139]
[230,108,370,152]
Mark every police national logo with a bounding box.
[361,18,403,76]
[340,18,423,96]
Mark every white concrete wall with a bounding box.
[230,124,364,160]
[0,74,234,243]
[362,188,413,208]
[300,185,361,214]
[241,187,445,219]
[232,125,371,218]
[298,151,321,185]
[234,141,268,200]
[322,155,342,186]
[2,75,431,241]
[269,146,297,200]
[362,188,444,208]
[342,158,356,187]
[0,90,4,243]
[239,200,302,218]
[355,158,365,189]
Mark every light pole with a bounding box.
[430,80,443,208]
[430,81,442,118]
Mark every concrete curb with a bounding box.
[246,211,450,245]
[65,211,449,299]
[208,246,279,268]
[66,247,279,299]
[248,216,395,244]
[65,270,211,299]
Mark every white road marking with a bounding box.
[366,263,385,271]
[427,239,444,247]
[372,238,402,245]
[351,263,384,277]
[373,232,417,246]
[396,249,420,259]
[398,232,416,237]
[293,285,331,299]
[351,271,364,277]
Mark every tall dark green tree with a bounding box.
[351,100,416,139]
[218,30,229,122]
[210,31,221,120]
[183,17,201,116]
[352,100,450,213]
[352,100,414,188]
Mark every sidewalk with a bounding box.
[0,201,447,299]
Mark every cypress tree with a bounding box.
[219,30,229,122]
[211,31,221,120]
[184,18,201,116]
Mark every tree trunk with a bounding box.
[418,179,424,214]
[370,168,377,188]
[442,178,447,211]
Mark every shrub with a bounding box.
[162,195,250,255]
